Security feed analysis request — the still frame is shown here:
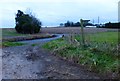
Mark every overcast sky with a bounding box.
[0,0,119,28]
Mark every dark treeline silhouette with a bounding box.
[15,10,42,34]
[98,22,120,29]
[60,21,94,27]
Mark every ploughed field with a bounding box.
[40,27,118,34]
[1,27,118,36]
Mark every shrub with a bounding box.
[15,10,42,34]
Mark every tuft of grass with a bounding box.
[31,44,38,47]
[43,38,68,50]
[43,32,119,75]
[2,42,26,47]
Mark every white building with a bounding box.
[118,1,120,22]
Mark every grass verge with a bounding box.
[43,32,119,77]
[1,42,26,47]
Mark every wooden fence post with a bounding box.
[80,19,85,48]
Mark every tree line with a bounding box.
[60,21,94,27]
[101,22,120,29]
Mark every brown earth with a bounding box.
[2,27,118,35]
[40,27,118,34]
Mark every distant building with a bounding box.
[118,1,120,22]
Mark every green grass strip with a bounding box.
[2,42,26,47]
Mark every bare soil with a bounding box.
[2,27,118,35]
[41,27,118,34]
[2,45,101,79]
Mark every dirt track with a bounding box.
[2,45,101,79]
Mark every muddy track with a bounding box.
[1,35,104,79]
